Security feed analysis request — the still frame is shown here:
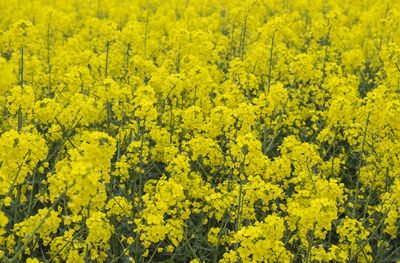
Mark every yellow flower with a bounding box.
[3,196,12,207]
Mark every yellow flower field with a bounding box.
[1,0,400,262]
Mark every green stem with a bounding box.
[267,30,276,93]
[353,111,370,219]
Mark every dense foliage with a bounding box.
[1,0,400,262]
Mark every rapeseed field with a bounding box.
[1,0,400,262]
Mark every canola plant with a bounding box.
[1,0,400,262]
